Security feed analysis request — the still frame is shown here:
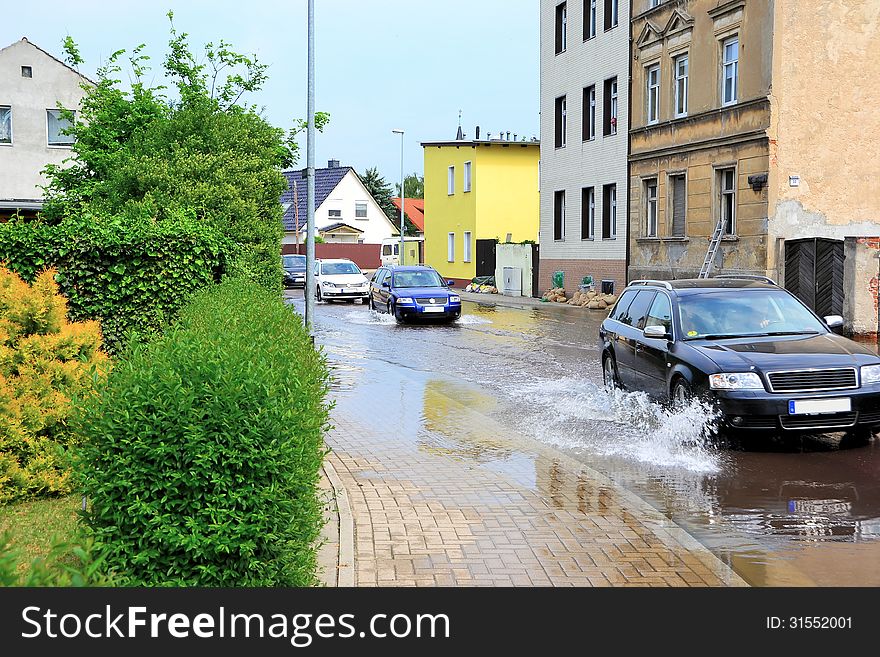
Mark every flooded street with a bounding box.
[287,291,880,586]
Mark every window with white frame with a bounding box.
[447,232,455,262]
[463,161,472,192]
[463,231,472,262]
[721,36,739,106]
[645,179,658,237]
[604,0,618,30]
[354,202,368,218]
[584,0,596,39]
[555,95,567,148]
[448,165,455,195]
[674,54,689,118]
[328,209,342,218]
[47,109,75,146]
[646,65,660,124]
[718,168,736,235]
[553,190,566,241]
[0,106,11,144]
[603,77,618,136]
[602,183,617,238]
[555,2,567,54]
[583,85,595,141]
[581,186,595,239]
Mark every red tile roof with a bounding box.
[391,198,425,232]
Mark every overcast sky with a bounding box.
[2,0,540,185]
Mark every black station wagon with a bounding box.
[599,276,880,442]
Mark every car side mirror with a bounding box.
[446,280,455,286]
[643,325,670,339]
[381,281,390,288]
[823,315,844,329]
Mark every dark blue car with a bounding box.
[368,265,462,323]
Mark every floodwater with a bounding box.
[287,291,880,586]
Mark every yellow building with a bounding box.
[421,135,540,286]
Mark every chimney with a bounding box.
[475,126,480,140]
[327,159,340,168]
[506,131,511,141]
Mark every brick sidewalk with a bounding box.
[323,400,747,587]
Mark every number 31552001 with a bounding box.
[767,617,852,629]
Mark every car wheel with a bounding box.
[316,286,323,302]
[671,377,692,408]
[602,354,620,390]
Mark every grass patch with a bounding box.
[0,496,79,572]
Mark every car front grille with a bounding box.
[415,297,446,306]
[779,412,857,430]
[859,410,880,425]
[735,416,778,429]
[766,368,857,393]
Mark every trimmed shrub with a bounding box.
[0,213,228,354]
[74,278,330,586]
[0,268,110,504]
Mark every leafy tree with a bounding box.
[395,172,424,200]
[42,14,296,291]
[360,167,418,235]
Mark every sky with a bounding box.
[2,0,540,186]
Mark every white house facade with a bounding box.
[0,38,91,217]
[538,0,630,295]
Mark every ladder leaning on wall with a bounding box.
[698,216,726,279]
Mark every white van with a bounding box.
[380,236,424,266]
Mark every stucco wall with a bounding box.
[0,39,89,203]
[494,243,534,297]
[843,237,880,336]
[767,0,880,260]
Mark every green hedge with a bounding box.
[74,278,330,586]
[0,214,228,354]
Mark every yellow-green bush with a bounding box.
[0,268,109,504]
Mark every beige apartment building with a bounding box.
[627,0,880,335]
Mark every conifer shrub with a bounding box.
[75,278,330,586]
[0,268,109,504]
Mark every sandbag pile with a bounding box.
[541,287,568,303]
[465,283,499,294]
[569,290,618,309]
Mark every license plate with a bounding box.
[423,306,444,313]
[788,398,851,415]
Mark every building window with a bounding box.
[649,0,662,7]
[463,161,472,192]
[718,168,736,235]
[645,179,658,237]
[674,54,689,118]
[47,109,75,146]
[447,232,455,262]
[553,190,566,241]
[0,106,11,144]
[555,2,567,54]
[582,85,595,141]
[602,183,617,238]
[646,65,660,124]
[355,202,368,218]
[604,0,618,30]
[464,231,472,262]
[448,165,455,195]
[603,77,618,136]
[328,209,342,218]
[670,174,687,237]
[21,66,32,78]
[555,95,567,148]
[584,0,596,39]
[722,36,739,106]
[581,187,595,239]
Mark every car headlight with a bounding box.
[397,297,414,304]
[449,295,461,303]
[322,281,336,288]
[862,364,880,385]
[709,372,765,390]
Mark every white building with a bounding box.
[280,162,398,245]
[0,38,91,218]
[538,0,629,294]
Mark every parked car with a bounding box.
[368,265,462,323]
[313,258,370,303]
[599,276,880,442]
[282,254,307,289]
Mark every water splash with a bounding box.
[511,377,721,473]
[343,310,398,326]
[456,315,492,325]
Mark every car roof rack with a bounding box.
[628,279,674,290]
[713,274,778,286]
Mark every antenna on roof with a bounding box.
[456,109,464,140]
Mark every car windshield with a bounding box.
[322,262,361,275]
[392,270,444,288]
[282,255,305,269]
[678,290,827,339]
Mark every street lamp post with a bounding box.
[392,129,405,265]
[305,0,316,336]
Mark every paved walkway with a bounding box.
[322,391,747,587]
[458,290,601,315]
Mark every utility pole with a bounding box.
[392,129,405,265]
[305,0,316,335]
